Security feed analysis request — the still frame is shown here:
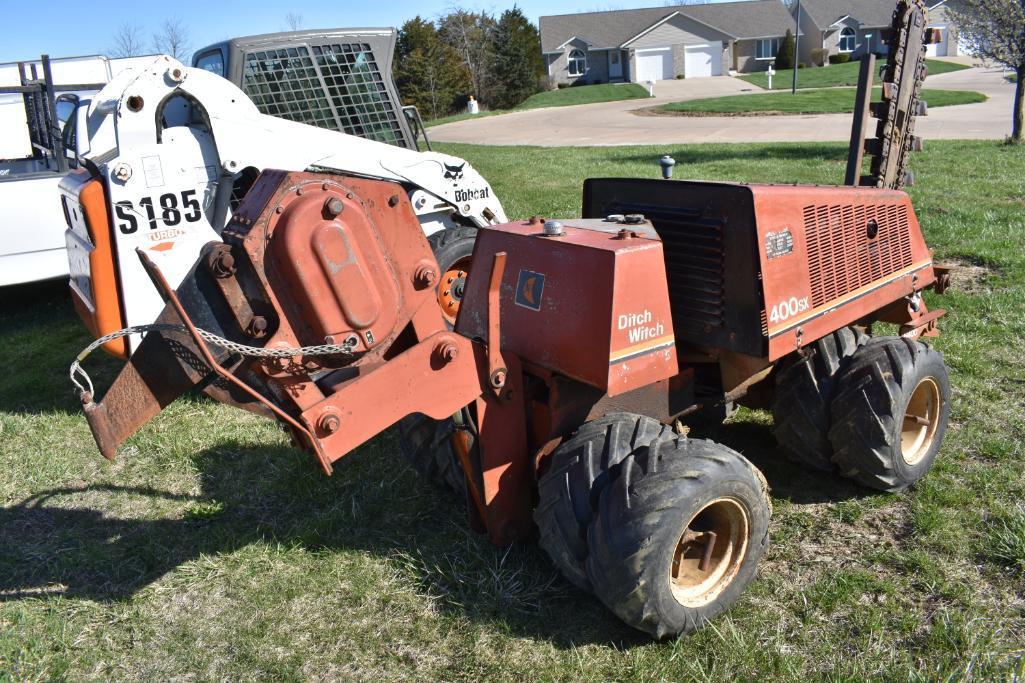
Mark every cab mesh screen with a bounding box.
[241,43,405,147]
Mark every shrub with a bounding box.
[676,74,685,79]
[811,48,829,67]
[775,29,796,70]
[557,82,569,89]
[829,53,851,65]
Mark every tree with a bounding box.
[110,22,146,58]
[775,29,796,69]
[396,17,472,120]
[152,18,190,61]
[490,7,544,109]
[286,12,303,31]
[438,10,498,104]
[949,0,1025,142]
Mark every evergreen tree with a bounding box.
[395,17,472,120]
[491,6,544,109]
[775,29,796,70]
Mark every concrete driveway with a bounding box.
[428,64,1012,146]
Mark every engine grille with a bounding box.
[648,209,727,332]
[803,203,913,308]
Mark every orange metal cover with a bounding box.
[61,171,128,359]
[455,220,678,397]
[750,184,934,360]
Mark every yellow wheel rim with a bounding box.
[901,377,941,466]
[669,497,750,608]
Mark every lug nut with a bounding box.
[318,412,341,435]
[246,316,268,337]
[491,369,507,388]
[207,246,236,278]
[325,197,344,217]
[112,163,132,182]
[413,262,437,288]
[437,342,459,363]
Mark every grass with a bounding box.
[427,83,649,127]
[3,140,1025,679]
[655,87,986,116]
[517,83,649,109]
[739,58,970,90]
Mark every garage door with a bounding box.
[635,47,672,82]
[684,43,722,78]
[926,26,948,56]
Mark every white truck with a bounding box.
[0,54,154,286]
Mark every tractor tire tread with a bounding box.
[585,438,771,638]
[534,413,674,591]
[772,327,867,471]
[828,336,948,491]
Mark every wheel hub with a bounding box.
[901,377,940,465]
[438,259,470,325]
[669,497,749,608]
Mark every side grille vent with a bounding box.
[803,203,912,308]
[638,207,727,332]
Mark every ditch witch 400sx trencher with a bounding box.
[62,0,951,637]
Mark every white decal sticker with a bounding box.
[769,297,810,325]
[618,309,665,343]
[142,155,164,188]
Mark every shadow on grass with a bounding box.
[692,419,868,505]
[0,433,648,648]
[0,417,868,649]
[0,279,114,415]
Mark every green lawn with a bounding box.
[656,87,986,116]
[3,140,1025,679]
[428,83,649,127]
[739,58,971,90]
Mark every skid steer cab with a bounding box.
[59,55,505,359]
[66,165,952,639]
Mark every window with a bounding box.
[755,38,780,60]
[839,28,856,53]
[568,49,586,76]
[194,49,225,77]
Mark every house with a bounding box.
[794,0,962,64]
[539,0,799,85]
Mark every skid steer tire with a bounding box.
[828,337,950,492]
[772,327,867,471]
[585,438,771,639]
[429,226,478,327]
[534,413,674,591]
[397,413,468,500]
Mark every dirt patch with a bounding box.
[761,500,912,586]
[941,257,997,295]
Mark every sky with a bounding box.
[0,0,741,63]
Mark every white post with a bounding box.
[647,79,655,97]
[767,65,775,89]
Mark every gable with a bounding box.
[798,0,899,30]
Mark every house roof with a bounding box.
[798,0,897,30]
[539,0,797,53]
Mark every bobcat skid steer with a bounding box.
[61,55,505,357]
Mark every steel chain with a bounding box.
[70,323,354,399]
